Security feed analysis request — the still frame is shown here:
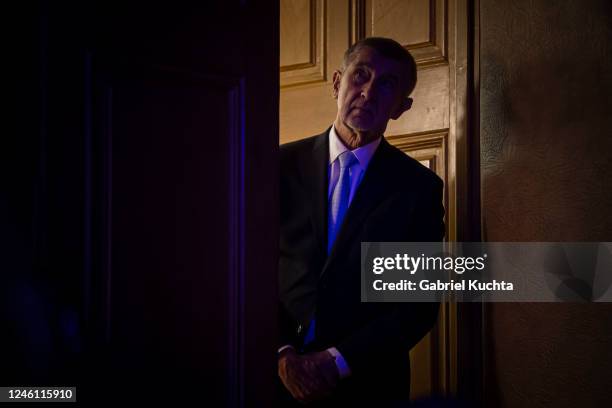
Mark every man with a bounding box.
[279,37,445,406]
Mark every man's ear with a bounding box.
[332,70,342,99]
[391,97,413,120]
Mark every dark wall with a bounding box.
[3,2,280,404]
[480,0,612,406]
[2,2,81,385]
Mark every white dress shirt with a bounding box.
[327,125,381,204]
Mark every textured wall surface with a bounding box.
[480,0,612,406]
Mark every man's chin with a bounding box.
[346,119,375,133]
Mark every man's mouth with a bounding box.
[352,107,373,115]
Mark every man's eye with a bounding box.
[380,79,395,90]
[354,70,366,81]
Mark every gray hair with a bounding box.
[342,37,417,96]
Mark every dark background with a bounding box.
[2,0,279,405]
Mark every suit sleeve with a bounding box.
[335,176,445,373]
[278,301,299,349]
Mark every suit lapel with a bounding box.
[321,137,398,278]
[300,129,329,258]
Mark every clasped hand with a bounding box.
[278,348,340,404]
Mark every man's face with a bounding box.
[333,46,412,142]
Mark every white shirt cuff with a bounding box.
[326,347,352,379]
[278,344,295,354]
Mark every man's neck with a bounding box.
[333,119,381,150]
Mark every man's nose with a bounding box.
[360,81,375,100]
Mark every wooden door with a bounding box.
[6,1,279,406]
[279,0,471,400]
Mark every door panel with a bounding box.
[108,71,235,402]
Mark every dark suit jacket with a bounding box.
[279,128,445,404]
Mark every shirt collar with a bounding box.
[328,125,381,169]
